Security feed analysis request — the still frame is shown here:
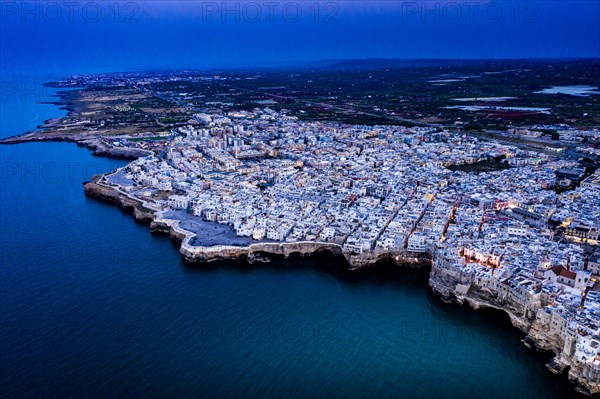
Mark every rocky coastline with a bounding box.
[84,177,155,223]
[429,269,600,396]
[2,69,598,397]
[84,176,425,270]
[0,132,151,160]
[81,173,599,396]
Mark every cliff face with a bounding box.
[77,139,150,159]
[83,178,599,396]
[430,265,600,396]
[0,133,150,160]
[343,251,430,270]
[84,179,155,223]
[429,271,531,331]
[181,241,344,264]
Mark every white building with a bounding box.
[407,234,427,252]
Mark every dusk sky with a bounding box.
[1,0,599,75]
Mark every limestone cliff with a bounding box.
[84,177,599,396]
[430,265,599,396]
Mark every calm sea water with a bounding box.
[0,78,583,399]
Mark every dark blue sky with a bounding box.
[1,0,599,75]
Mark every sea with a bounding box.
[0,74,585,399]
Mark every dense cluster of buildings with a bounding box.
[106,107,600,387]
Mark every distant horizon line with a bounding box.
[3,56,599,79]
[71,56,600,74]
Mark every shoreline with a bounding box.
[0,132,594,396]
[83,172,597,396]
[1,83,597,396]
[429,270,600,396]
[83,176,428,271]
[1,133,152,160]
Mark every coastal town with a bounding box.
[1,67,599,395]
[86,106,600,395]
[3,1,600,397]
